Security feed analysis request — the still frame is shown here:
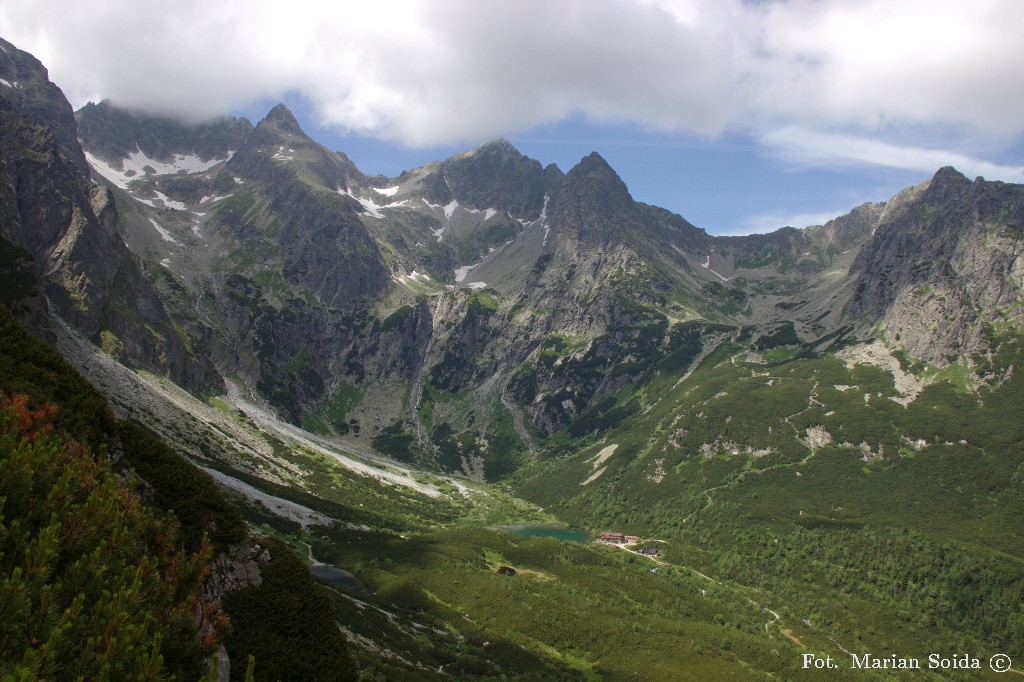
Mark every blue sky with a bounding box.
[4,0,1023,235]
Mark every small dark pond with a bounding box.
[310,565,367,593]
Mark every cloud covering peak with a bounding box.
[4,0,1023,148]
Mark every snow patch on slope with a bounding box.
[149,218,180,245]
[700,255,731,282]
[136,190,186,211]
[422,199,446,241]
[454,263,479,283]
[539,194,551,245]
[395,271,436,289]
[85,148,232,189]
[198,194,232,204]
[272,146,295,162]
[422,198,503,242]
[340,188,408,219]
[673,245,730,282]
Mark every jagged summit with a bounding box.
[464,137,518,156]
[556,150,635,224]
[565,151,629,190]
[573,150,613,171]
[11,34,1024,468]
[258,102,304,135]
[933,165,969,182]
[428,136,552,218]
[5,37,1024,682]
[923,165,972,201]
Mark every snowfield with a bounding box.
[85,148,232,189]
[149,218,180,245]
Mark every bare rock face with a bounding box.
[848,168,1024,365]
[76,99,253,167]
[196,538,271,682]
[0,38,217,391]
[429,139,554,219]
[0,235,50,337]
[0,37,88,175]
[222,104,391,306]
[201,537,270,607]
[549,151,639,252]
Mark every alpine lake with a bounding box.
[499,524,588,543]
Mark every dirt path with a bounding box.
[781,629,803,646]
[602,541,862,651]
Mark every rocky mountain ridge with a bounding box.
[849,167,1024,364]
[0,37,216,391]
[3,37,1023,481]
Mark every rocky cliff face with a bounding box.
[424,138,557,218]
[219,104,391,305]
[0,38,88,175]
[77,99,253,167]
[848,168,1024,364]
[198,537,270,682]
[0,39,216,391]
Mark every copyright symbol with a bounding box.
[990,654,1011,673]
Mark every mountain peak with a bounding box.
[454,137,524,163]
[477,137,511,147]
[431,138,548,217]
[577,151,612,170]
[923,166,971,201]
[932,166,969,184]
[76,99,253,165]
[477,137,517,154]
[547,152,637,248]
[259,103,303,135]
[563,151,631,204]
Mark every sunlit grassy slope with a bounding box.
[510,331,1024,673]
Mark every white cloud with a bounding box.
[751,0,1024,136]
[736,208,851,236]
[0,0,743,142]
[2,0,1023,158]
[762,127,1024,183]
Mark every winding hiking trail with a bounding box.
[604,540,855,654]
